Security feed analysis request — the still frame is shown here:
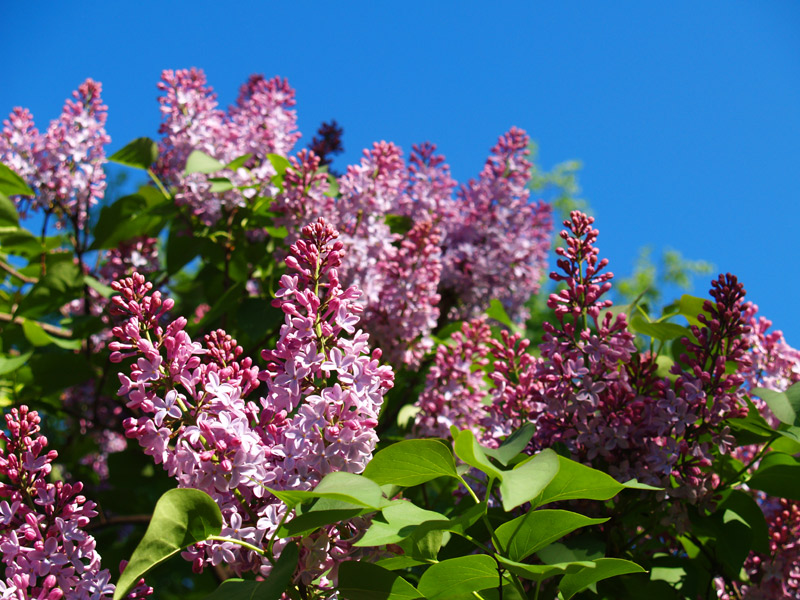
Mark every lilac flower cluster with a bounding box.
[414,319,492,439]
[109,219,393,583]
[0,80,110,230]
[155,69,300,224]
[60,237,161,480]
[741,304,800,425]
[438,127,552,322]
[0,406,140,599]
[415,211,753,504]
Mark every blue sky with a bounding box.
[4,1,800,344]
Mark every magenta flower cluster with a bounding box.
[0,406,150,599]
[0,80,109,230]
[108,219,393,582]
[416,211,753,504]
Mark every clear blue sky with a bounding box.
[4,1,800,344]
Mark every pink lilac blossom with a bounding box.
[718,308,800,599]
[414,319,492,439]
[109,218,393,586]
[741,303,800,425]
[438,127,552,322]
[360,220,442,368]
[0,406,150,599]
[155,69,300,225]
[271,149,335,244]
[0,80,110,230]
[59,237,161,480]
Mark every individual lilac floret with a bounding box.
[0,79,110,230]
[109,219,393,586]
[439,127,553,322]
[0,406,131,599]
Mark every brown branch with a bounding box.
[0,259,37,284]
[0,313,74,338]
[85,514,152,531]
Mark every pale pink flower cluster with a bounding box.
[741,304,800,425]
[0,80,109,230]
[438,127,552,322]
[108,218,393,581]
[0,406,133,599]
[155,69,300,225]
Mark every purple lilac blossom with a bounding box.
[109,219,393,586]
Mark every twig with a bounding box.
[0,259,37,284]
[0,313,74,338]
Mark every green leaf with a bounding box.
[0,351,32,376]
[325,174,339,197]
[363,439,459,487]
[747,452,800,501]
[267,154,291,192]
[385,214,413,236]
[21,319,80,350]
[208,177,234,193]
[496,557,595,583]
[486,298,516,330]
[166,228,201,275]
[109,137,158,170]
[533,456,625,508]
[537,534,606,564]
[91,193,168,250]
[84,275,113,298]
[376,556,427,570]
[268,472,383,509]
[417,555,499,600]
[397,528,443,561]
[184,150,224,175]
[499,449,559,511]
[482,423,536,466]
[494,510,608,562]
[559,558,645,600]
[728,397,777,445]
[114,488,222,600]
[0,162,34,197]
[338,561,422,600]
[752,382,800,426]
[203,541,298,600]
[0,192,19,227]
[629,314,692,341]
[225,153,253,171]
[453,429,505,481]
[194,282,247,329]
[279,497,370,537]
[678,294,710,328]
[355,501,447,547]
